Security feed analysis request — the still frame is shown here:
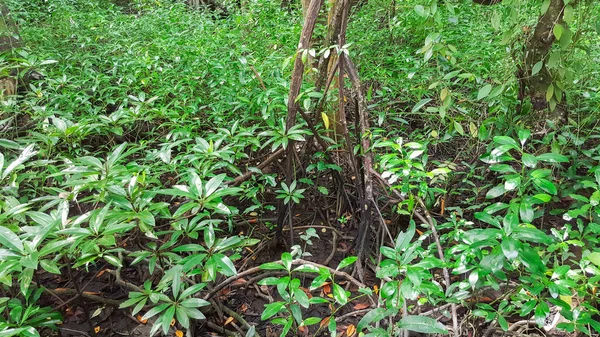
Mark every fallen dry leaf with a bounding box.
[320,317,330,328]
[175,330,184,337]
[224,317,234,325]
[137,315,148,324]
[352,303,369,310]
[346,324,356,336]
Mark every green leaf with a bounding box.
[553,23,564,40]
[261,302,285,321]
[477,84,492,100]
[512,227,553,244]
[541,0,550,14]
[180,298,210,308]
[454,121,464,136]
[546,84,554,102]
[0,227,24,254]
[337,256,357,270]
[490,164,516,174]
[486,185,506,199]
[332,283,348,305]
[398,315,448,334]
[260,262,287,271]
[358,308,388,331]
[214,253,237,276]
[535,301,550,326]
[522,153,538,168]
[294,288,310,308]
[161,305,175,335]
[519,246,546,275]
[497,315,509,331]
[531,61,543,76]
[587,252,600,267]
[493,136,520,149]
[411,98,431,113]
[141,303,170,321]
[536,153,569,163]
[475,212,501,228]
[501,237,521,260]
[395,222,415,251]
[281,252,292,271]
[302,317,322,326]
[104,255,123,268]
[533,178,557,195]
[519,200,534,223]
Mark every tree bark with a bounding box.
[520,0,564,111]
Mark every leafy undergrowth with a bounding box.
[1,0,600,336]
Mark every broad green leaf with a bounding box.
[357,308,388,331]
[541,0,550,14]
[2,144,38,180]
[475,212,501,228]
[536,153,568,163]
[546,84,554,102]
[161,305,175,335]
[553,23,564,40]
[522,153,538,168]
[337,256,357,270]
[513,227,553,244]
[533,178,557,195]
[180,298,210,308]
[477,84,492,100]
[454,121,464,136]
[398,315,448,334]
[587,252,600,267]
[0,227,24,254]
[519,246,546,275]
[411,98,431,113]
[395,222,415,251]
[519,200,534,223]
[332,283,348,305]
[214,253,237,276]
[281,252,292,271]
[486,185,506,199]
[205,174,226,197]
[531,61,543,76]
[261,302,285,321]
[501,237,521,260]
[493,136,519,149]
[260,262,287,270]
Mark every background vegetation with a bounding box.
[1,0,599,336]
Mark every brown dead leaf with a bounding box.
[346,324,356,336]
[137,315,148,324]
[352,303,369,310]
[224,317,234,325]
[232,278,247,285]
[240,303,249,313]
[320,317,330,328]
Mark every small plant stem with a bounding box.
[288,203,294,246]
[220,304,261,337]
[64,258,97,337]
[416,197,459,336]
[204,259,376,306]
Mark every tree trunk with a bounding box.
[520,0,564,112]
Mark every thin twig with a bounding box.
[206,321,241,337]
[221,305,261,337]
[416,197,458,336]
[204,259,376,306]
[335,308,370,322]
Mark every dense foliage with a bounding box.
[1,0,600,336]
